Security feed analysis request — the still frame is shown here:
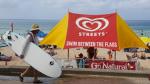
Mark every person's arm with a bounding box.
[20,34,31,58]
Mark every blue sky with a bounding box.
[0,0,150,20]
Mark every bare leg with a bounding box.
[33,69,42,83]
[33,69,38,81]
[21,66,32,77]
[19,66,32,82]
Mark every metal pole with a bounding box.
[114,50,117,60]
[67,49,69,60]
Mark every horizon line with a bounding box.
[0,19,150,21]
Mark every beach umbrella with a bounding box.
[40,12,147,50]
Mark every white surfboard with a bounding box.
[2,31,62,78]
[2,31,23,46]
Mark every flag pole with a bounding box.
[67,49,70,60]
[10,22,14,32]
[115,9,117,61]
[67,8,70,60]
[114,50,116,60]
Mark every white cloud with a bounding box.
[116,0,150,9]
[0,0,150,19]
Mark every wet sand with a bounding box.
[0,75,150,84]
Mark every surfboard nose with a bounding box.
[48,60,62,78]
[53,65,62,78]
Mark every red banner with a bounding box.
[65,12,118,50]
[87,60,136,70]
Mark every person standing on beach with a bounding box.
[87,47,97,60]
[19,24,42,83]
[107,50,113,60]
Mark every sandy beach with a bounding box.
[0,47,27,66]
[1,46,150,70]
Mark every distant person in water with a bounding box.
[19,24,42,83]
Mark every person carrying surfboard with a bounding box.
[19,24,42,83]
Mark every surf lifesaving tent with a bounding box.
[40,12,147,50]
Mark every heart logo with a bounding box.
[76,17,109,32]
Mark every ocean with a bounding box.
[0,19,150,37]
[0,19,57,36]
[127,20,150,36]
